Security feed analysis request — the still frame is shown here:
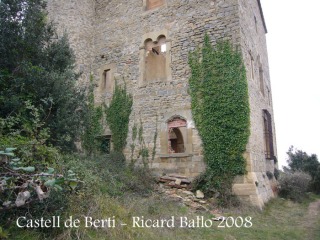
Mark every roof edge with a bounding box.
[257,0,268,33]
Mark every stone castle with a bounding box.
[47,0,277,208]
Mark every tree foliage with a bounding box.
[189,35,250,203]
[286,146,320,193]
[0,0,86,151]
[0,0,84,214]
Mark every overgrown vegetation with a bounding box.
[188,35,250,205]
[278,171,312,202]
[105,83,133,153]
[277,146,320,202]
[0,0,87,151]
[82,75,104,155]
[285,146,320,193]
[0,0,85,232]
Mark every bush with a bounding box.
[60,153,154,198]
[278,171,311,202]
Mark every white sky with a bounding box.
[261,0,320,168]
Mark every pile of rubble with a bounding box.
[156,174,222,217]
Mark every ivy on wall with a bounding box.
[105,83,133,153]
[82,75,103,155]
[188,35,250,202]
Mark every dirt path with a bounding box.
[304,199,320,240]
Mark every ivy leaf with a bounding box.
[44,179,56,187]
[46,168,54,174]
[54,178,65,185]
[12,167,35,172]
[11,158,21,162]
[69,181,78,190]
[2,153,15,157]
[4,148,17,153]
[54,185,63,191]
[21,167,35,172]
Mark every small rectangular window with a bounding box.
[102,69,111,91]
[98,135,111,154]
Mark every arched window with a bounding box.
[168,128,185,153]
[167,117,186,153]
[144,35,167,82]
[139,30,171,87]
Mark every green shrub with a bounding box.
[278,171,311,202]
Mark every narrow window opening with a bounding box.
[263,110,274,160]
[102,69,111,92]
[161,43,166,52]
[249,51,254,80]
[254,16,258,33]
[259,66,264,96]
[98,135,111,154]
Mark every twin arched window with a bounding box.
[144,35,167,82]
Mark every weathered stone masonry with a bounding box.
[47,0,277,208]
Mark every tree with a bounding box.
[0,0,86,151]
[286,146,320,193]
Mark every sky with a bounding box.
[260,0,320,168]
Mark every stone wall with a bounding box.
[232,0,278,207]
[47,0,278,208]
[46,0,96,85]
[88,0,242,178]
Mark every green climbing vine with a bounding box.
[188,35,250,203]
[105,82,133,153]
[130,116,158,168]
[82,75,104,155]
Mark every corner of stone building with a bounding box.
[232,152,277,209]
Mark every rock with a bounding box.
[15,191,31,207]
[196,190,204,199]
[3,201,12,207]
[182,190,194,196]
[169,194,183,201]
[180,190,195,198]
[175,178,182,185]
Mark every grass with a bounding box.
[3,153,320,240]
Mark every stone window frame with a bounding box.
[99,63,116,95]
[263,109,275,160]
[160,114,193,156]
[168,118,187,153]
[139,30,172,87]
[143,0,166,11]
[96,135,112,154]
